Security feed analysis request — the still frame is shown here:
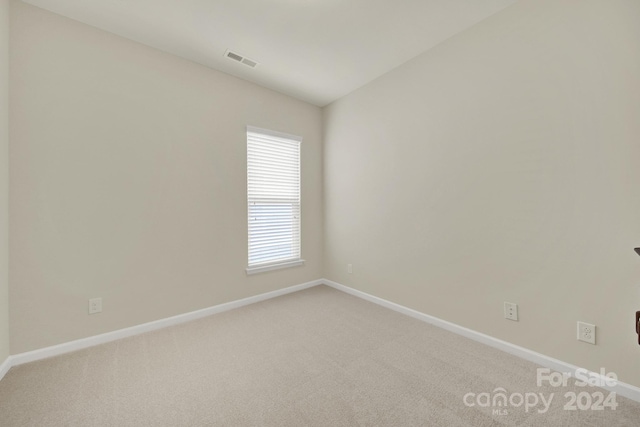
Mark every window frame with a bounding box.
[245,126,304,275]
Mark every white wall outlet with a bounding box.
[347,264,353,274]
[89,298,102,314]
[577,321,596,344]
[504,302,518,321]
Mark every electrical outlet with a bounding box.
[347,264,353,274]
[577,321,596,344]
[504,302,518,321]
[89,298,102,315]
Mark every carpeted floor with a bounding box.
[0,285,638,426]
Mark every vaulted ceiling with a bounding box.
[22,0,518,106]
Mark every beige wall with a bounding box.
[9,1,323,353]
[0,0,9,363]
[324,0,640,386]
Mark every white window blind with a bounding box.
[247,126,302,273]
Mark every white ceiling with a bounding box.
[22,0,518,106]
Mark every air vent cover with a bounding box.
[224,50,259,68]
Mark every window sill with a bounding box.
[246,259,305,275]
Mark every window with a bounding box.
[246,126,303,274]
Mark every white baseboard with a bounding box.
[3,277,639,404]
[322,279,640,403]
[2,278,323,376]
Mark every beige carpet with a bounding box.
[0,285,639,426]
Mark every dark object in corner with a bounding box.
[635,248,640,256]
[637,311,640,345]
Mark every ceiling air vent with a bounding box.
[224,50,259,69]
